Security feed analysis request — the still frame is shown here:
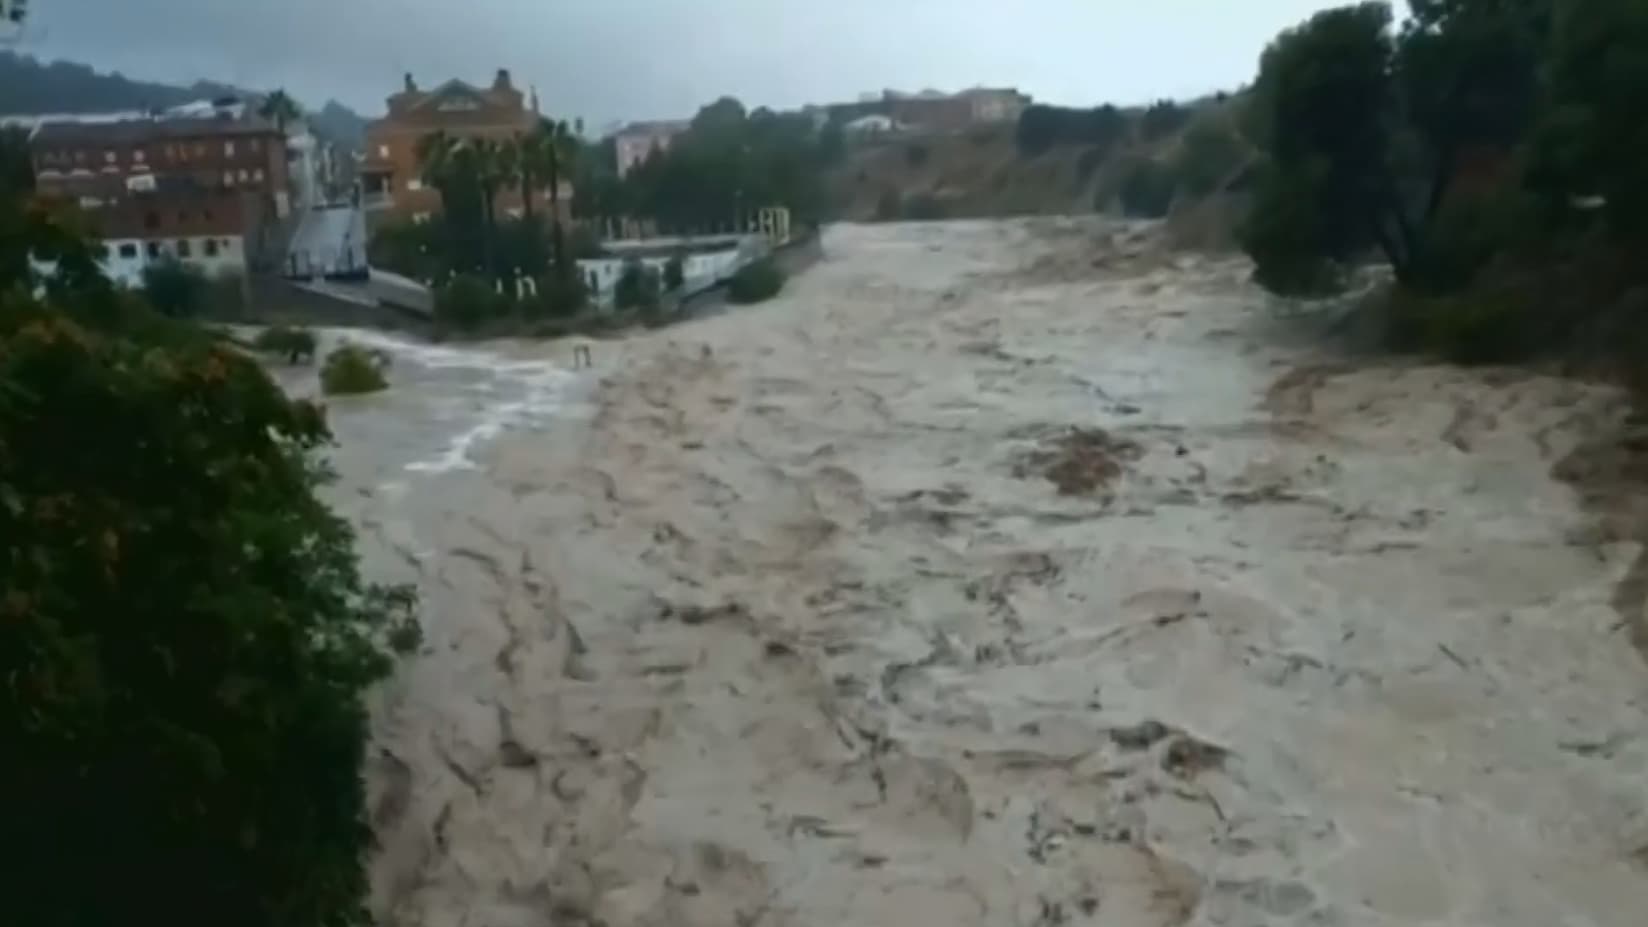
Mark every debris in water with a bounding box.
[1016,426,1144,496]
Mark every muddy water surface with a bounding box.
[302,220,1648,926]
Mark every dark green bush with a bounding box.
[140,258,208,318]
[1117,157,1178,218]
[614,259,661,311]
[320,344,390,396]
[251,325,318,364]
[726,258,785,304]
[434,273,505,330]
[900,194,949,221]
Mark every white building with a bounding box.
[845,114,900,137]
[613,120,690,177]
[34,234,247,290]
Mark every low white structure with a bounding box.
[577,249,744,304]
[40,235,247,289]
[845,114,899,137]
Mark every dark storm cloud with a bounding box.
[28,0,1345,124]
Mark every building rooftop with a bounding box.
[617,120,690,137]
[31,106,279,146]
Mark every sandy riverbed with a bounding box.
[311,219,1648,926]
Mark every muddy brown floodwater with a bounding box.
[297,219,1648,926]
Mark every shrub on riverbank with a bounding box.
[320,344,391,395]
[615,259,662,311]
[727,258,786,304]
[434,272,587,332]
[252,324,318,364]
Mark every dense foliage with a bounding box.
[1240,0,1551,290]
[252,325,318,364]
[1116,157,1179,218]
[320,344,391,396]
[1241,0,1648,364]
[1016,103,1130,156]
[1,146,414,926]
[618,98,835,231]
[726,258,786,304]
[140,257,209,318]
[663,254,686,292]
[614,259,662,311]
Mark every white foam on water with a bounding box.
[320,329,582,475]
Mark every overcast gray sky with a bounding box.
[27,0,1347,125]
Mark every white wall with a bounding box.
[96,236,247,287]
[576,247,745,305]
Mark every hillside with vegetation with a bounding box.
[0,52,367,150]
[830,97,1255,228]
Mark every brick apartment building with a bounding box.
[359,70,568,231]
[29,101,291,286]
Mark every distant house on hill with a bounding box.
[845,114,899,137]
[884,87,1030,131]
[614,120,690,177]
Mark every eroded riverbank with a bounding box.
[311,219,1647,926]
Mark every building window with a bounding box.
[177,239,192,258]
[407,178,423,191]
[118,243,138,259]
[146,241,161,259]
[225,141,236,157]
[250,139,262,153]
[204,239,220,257]
[238,169,250,182]
[252,168,264,182]
[413,212,431,224]
[133,149,146,164]
[378,144,390,159]
[74,151,86,164]
[194,143,207,157]
[224,171,237,187]
[104,150,116,164]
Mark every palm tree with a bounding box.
[524,118,580,278]
[259,89,302,134]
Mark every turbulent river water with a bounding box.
[293,220,1648,926]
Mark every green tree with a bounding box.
[1117,157,1178,218]
[1530,0,1648,238]
[141,257,209,318]
[1241,3,1406,291]
[726,257,785,304]
[1140,100,1191,140]
[0,210,419,927]
[258,88,302,133]
[517,118,580,277]
[663,253,686,292]
[1174,118,1247,196]
[613,258,660,311]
